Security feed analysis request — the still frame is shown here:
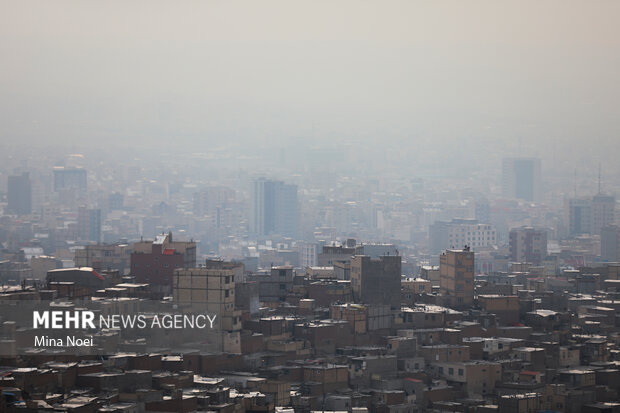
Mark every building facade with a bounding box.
[7,172,31,215]
[601,225,620,262]
[350,255,401,310]
[502,157,542,202]
[509,227,548,264]
[430,219,496,254]
[567,195,615,236]
[53,167,87,193]
[131,233,196,292]
[74,243,133,274]
[77,207,101,243]
[251,178,298,238]
[440,248,474,308]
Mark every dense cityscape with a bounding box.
[0,145,619,413]
[2,1,620,412]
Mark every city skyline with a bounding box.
[1,2,620,412]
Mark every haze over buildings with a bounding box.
[1,1,620,412]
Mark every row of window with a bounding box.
[438,366,464,376]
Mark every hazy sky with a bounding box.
[1,1,620,164]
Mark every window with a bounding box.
[448,368,454,375]
[458,369,464,376]
[280,283,286,290]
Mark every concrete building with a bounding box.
[592,194,616,235]
[172,266,241,333]
[502,157,542,202]
[429,219,496,254]
[567,198,592,236]
[318,241,356,266]
[498,393,543,413]
[350,255,401,310]
[440,248,474,308]
[478,295,519,325]
[108,192,124,211]
[131,233,196,291]
[74,243,133,275]
[420,265,440,285]
[402,278,432,305]
[205,258,244,282]
[433,360,502,398]
[46,267,114,296]
[30,256,62,279]
[251,178,298,238]
[77,207,101,243]
[7,172,31,215]
[567,195,615,236]
[53,166,87,193]
[509,227,548,264]
[601,224,620,262]
[299,242,318,268]
[253,266,294,303]
[358,243,398,258]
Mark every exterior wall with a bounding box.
[235,282,260,315]
[566,195,614,237]
[7,173,31,215]
[173,267,240,332]
[131,234,196,288]
[74,244,132,274]
[420,266,440,285]
[131,249,184,287]
[478,295,519,325]
[502,157,541,202]
[419,345,470,363]
[307,281,352,307]
[402,279,432,294]
[318,245,356,266]
[440,249,474,308]
[434,361,501,398]
[255,266,294,303]
[330,304,367,334]
[602,225,620,262]
[592,195,615,236]
[509,227,548,264]
[351,255,401,310]
[430,219,496,254]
